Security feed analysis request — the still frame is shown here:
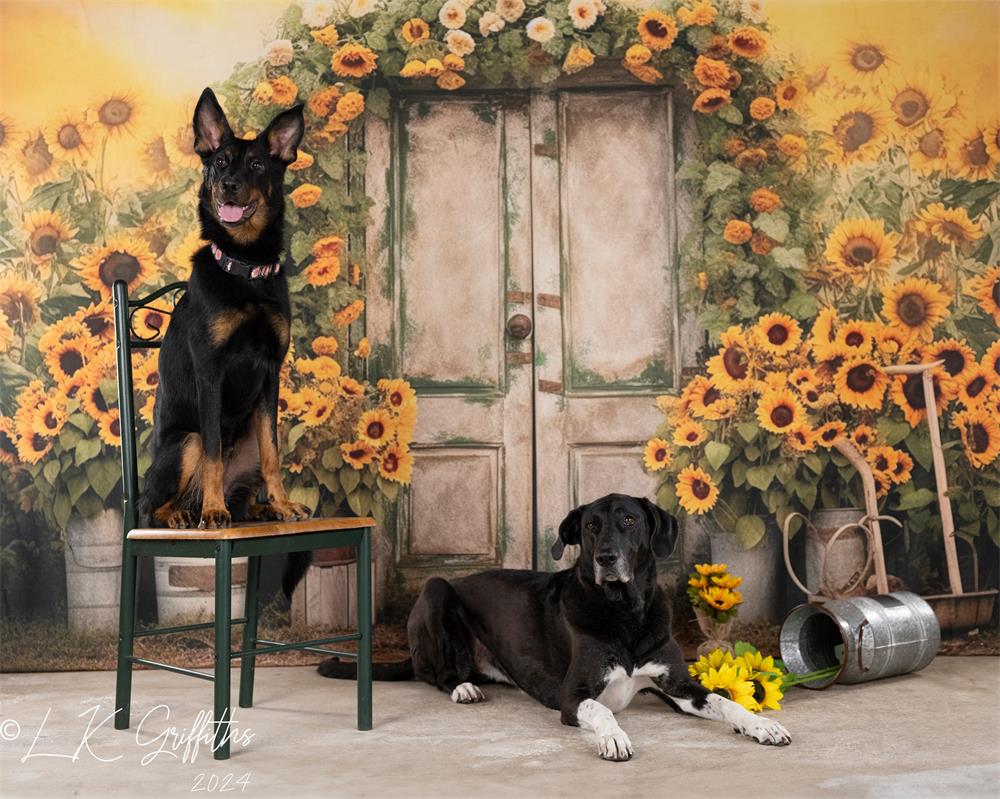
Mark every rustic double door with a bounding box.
[364,87,686,592]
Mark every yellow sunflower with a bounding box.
[333,299,364,327]
[165,123,201,170]
[311,24,340,47]
[378,378,417,414]
[815,420,847,448]
[0,417,19,465]
[964,266,1000,325]
[341,439,376,469]
[956,365,995,408]
[637,10,678,51]
[891,372,945,427]
[30,396,67,438]
[16,428,52,465]
[866,445,900,477]
[727,26,767,60]
[358,408,395,447]
[139,394,156,425]
[754,313,802,357]
[133,353,160,393]
[927,337,977,385]
[884,71,955,135]
[875,324,914,359]
[756,388,804,434]
[95,93,137,136]
[891,451,914,485]
[909,125,952,175]
[881,278,950,341]
[699,663,760,712]
[835,320,875,355]
[835,358,888,410]
[693,88,731,115]
[643,438,672,471]
[73,234,156,298]
[378,442,414,483]
[45,335,97,384]
[851,424,879,450]
[684,376,727,419]
[695,562,728,576]
[712,573,743,590]
[688,575,708,591]
[915,203,983,246]
[699,585,742,611]
[312,335,339,356]
[818,97,892,166]
[676,465,719,514]
[97,411,122,447]
[305,257,341,287]
[301,391,334,427]
[786,425,816,453]
[953,409,1000,469]
[689,648,734,678]
[23,209,77,262]
[775,77,806,111]
[824,218,898,286]
[401,18,429,43]
[332,43,378,78]
[808,306,838,356]
[706,326,752,392]
[0,274,43,330]
[673,420,708,448]
[985,340,1000,380]
[951,123,996,182]
[840,41,891,86]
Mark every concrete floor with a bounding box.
[1,658,998,799]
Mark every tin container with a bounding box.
[780,591,940,689]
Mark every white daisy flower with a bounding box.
[496,0,526,23]
[479,10,506,35]
[526,16,556,43]
[438,0,467,29]
[445,29,476,56]
[348,0,377,18]
[299,0,334,28]
[263,39,294,67]
[568,0,600,30]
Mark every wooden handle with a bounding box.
[833,438,889,595]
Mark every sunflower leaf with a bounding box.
[705,441,731,470]
[704,161,743,195]
[895,487,937,511]
[339,467,361,495]
[734,515,766,549]
[746,464,775,491]
[754,210,790,243]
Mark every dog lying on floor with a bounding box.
[317,493,791,761]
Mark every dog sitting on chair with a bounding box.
[140,88,311,530]
[317,493,791,761]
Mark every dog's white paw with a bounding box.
[740,716,792,746]
[597,728,633,762]
[450,683,486,704]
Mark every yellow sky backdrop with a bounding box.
[1,0,997,179]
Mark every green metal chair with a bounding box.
[111,279,373,760]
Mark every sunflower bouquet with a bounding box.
[689,643,784,713]
[687,562,743,622]
[645,287,1000,550]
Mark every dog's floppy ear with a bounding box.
[641,498,678,559]
[262,105,305,165]
[551,507,583,562]
[193,88,233,157]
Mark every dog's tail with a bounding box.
[281,551,313,598]
[318,656,414,681]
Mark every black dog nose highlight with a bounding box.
[596,551,618,568]
[221,178,241,194]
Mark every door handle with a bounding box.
[506,313,532,340]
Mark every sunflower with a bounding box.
[688,575,708,591]
[139,394,156,426]
[823,218,898,286]
[95,93,137,136]
[23,209,77,263]
[754,313,802,357]
[782,425,814,453]
[712,573,742,590]
[815,420,847,448]
[951,124,996,181]
[756,388,804,434]
[97,411,122,447]
[891,451,914,485]
[305,257,341,287]
[311,24,340,47]
[30,396,68,438]
[851,424,879,450]
[819,98,892,165]
[915,203,983,246]
[834,358,888,410]
[891,372,944,427]
[964,266,1000,325]
[311,335,339,356]
[909,125,952,175]
[956,365,995,408]
[884,71,955,135]
[15,428,52,465]
[333,299,364,327]
[699,585,742,612]
[133,353,160,393]
[341,439,376,469]
[775,77,806,111]
[332,43,378,78]
[835,321,875,355]
[168,228,208,272]
[953,409,1000,469]
[808,306,838,355]
[693,89,731,115]
[699,663,760,712]
[637,10,677,51]
[673,421,708,448]
[927,338,977,385]
[840,42,891,85]
[727,26,767,59]
[985,341,1000,380]
[0,417,19,465]
[378,378,417,414]
[689,648,734,678]
[307,85,342,118]
[45,335,97,385]
[73,234,156,299]
[301,390,334,427]
[0,274,42,330]
[643,438,672,471]
[358,408,395,447]
[707,327,752,392]
[290,184,322,208]
[684,376,726,419]
[165,123,201,169]
[676,465,719,514]
[777,133,807,159]
[881,278,950,342]
[79,375,111,421]
[746,668,783,712]
[866,445,899,476]
[694,562,728,577]
[378,443,414,483]
[401,18,429,43]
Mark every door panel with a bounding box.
[365,96,534,591]
[533,89,679,568]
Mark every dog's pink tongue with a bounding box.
[219,203,244,223]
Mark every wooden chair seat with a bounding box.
[127,516,376,541]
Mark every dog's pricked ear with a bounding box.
[193,88,233,157]
[641,498,678,559]
[262,105,305,164]
[551,507,582,562]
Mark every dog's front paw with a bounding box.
[742,716,792,746]
[167,509,196,529]
[199,506,231,529]
[265,500,311,521]
[450,683,486,704]
[597,728,633,762]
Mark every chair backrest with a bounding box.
[112,279,187,534]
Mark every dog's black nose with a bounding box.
[595,551,618,568]
[221,177,241,195]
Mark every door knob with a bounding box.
[506,313,532,339]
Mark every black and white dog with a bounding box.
[319,493,791,760]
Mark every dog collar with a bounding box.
[210,243,282,280]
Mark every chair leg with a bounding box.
[356,528,373,731]
[238,555,261,709]
[114,545,138,730]
[213,540,232,761]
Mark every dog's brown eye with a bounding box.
[215,155,227,168]
[623,516,635,526]
[585,521,596,531]
[250,159,264,171]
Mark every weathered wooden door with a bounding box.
[366,87,682,591]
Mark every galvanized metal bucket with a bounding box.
[780,591,940,689]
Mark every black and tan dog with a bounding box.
[140,88,310,529]
[318,493,791,761]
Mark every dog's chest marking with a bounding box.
[596,662,669,713]
[209,305,288,350]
